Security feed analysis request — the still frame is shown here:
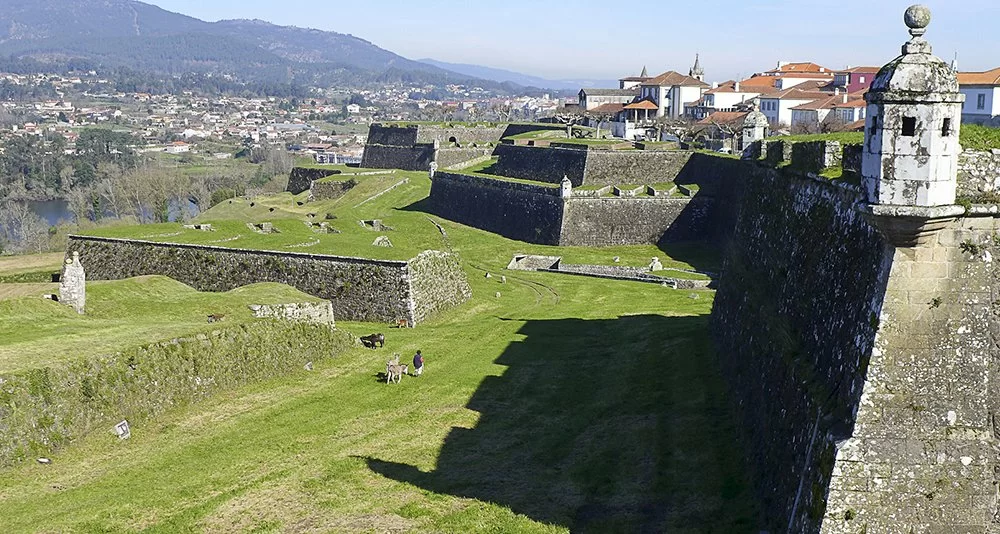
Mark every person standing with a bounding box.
[413,350,424,376]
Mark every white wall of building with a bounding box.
[960,86,1000,117]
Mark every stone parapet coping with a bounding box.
[67,235,412,266]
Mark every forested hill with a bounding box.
[0,0,532,93]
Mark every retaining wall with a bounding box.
[560,197,712,246]
[287,167,341,195]
[957,148,1000,197]
[710,164,1000,531]
[428,172,564,244]
[360,144,434,171]
[66,236,470,324]
[309,178,356,201]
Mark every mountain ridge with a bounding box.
[418,58,617,91]
[0,0,540,93]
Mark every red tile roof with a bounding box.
[623,100,659,110]
[696,111,749,126]
[589,103,625,113]
[765,62,832,75]
[958,67,1000,86]
[642,70,709,87]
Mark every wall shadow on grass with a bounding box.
[364,314,760,532]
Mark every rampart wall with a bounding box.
[428,172,564,244]
[710,164,999,531]
[360,144,434,171]
[287,167,341,195]
[559,196,713,246]
[309,178,356,201]
[490,144,589,185]
[66,236,470,324]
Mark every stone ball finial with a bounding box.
[904,5,931,37]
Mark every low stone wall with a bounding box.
[360,144,435,171]
[408,250,473,324]
[0,320,352,466]
[957,148,1000,197]
[309,178,356,201]
[66,236,469,325]
[287,167,341,195]
[764,140,792,165]
[790,141,842,172]
[249,302,336,326]
[428,172,564,245]
[842,144,862,174]
[366,124,420,146]
[560,196,712,246]
[414,124,508,144]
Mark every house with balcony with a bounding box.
[637,70,709,119]
[958,67,1000,126]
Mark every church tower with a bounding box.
[689,54,704,82]
[861,5,964,207]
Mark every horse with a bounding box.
[360,333,385,349]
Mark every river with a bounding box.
[23,199,200,226]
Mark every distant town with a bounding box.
[0,56,996,170]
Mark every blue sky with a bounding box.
[146,0,1000,82]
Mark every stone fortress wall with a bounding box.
[361,123,563,172]
[66,236,471,326]
[429,152,742,246]
[710,160,1000,532]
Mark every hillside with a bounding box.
[0,0,533,92]
[419,58,618,91]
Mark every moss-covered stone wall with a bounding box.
[67,236,413,323]
[428,172,564,245]
[559,196,713,246]
[710,168,893,531]
[407,250,473,324]
[287,167,341,195]
[0,320,352,466]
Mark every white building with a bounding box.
[759,84,830,127]
[578,88,638,111]
[957,67,1000,126]
[637,70,709,119]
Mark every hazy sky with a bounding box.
[145,0,1000,82]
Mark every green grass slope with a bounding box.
[0,269,758,532]
[0,277,322,373]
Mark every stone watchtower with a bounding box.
[862,5,964,209]
[740,103,768,152]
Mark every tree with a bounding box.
[0,201,49,254]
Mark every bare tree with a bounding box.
[0,201,49,254]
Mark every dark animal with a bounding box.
[207,314,225,323]
[360,333,385,349]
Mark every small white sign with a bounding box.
[114,420,131,440]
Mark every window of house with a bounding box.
[859,76,866,83]
[942,118,952,136]
[902,117,917,136]
[978,93,987,110]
